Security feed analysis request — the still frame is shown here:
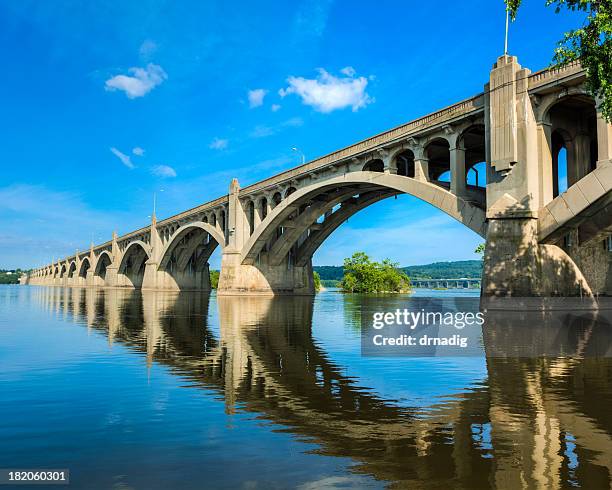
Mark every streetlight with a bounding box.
[292,147,305,165]
[153,189,165,217]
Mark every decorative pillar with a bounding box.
[596,103,612,167]
[382,152,396,174]
[450,140,467,198]
[536,121,554,207]
[104,231,119,287]
[411,144,429,182]
[142,214,162,289]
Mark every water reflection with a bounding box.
[30,287,612,488]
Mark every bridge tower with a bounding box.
[483,55,610,297]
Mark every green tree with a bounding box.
[313,271,322,292]
[474,243,485,256]
[210,269,220,289]
[340,252,411,293]
[506,1,612,121]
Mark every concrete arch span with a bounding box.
[149,221,226,291]
[241,171,486,266]
[218,171,486,295]
[117,240,151,288]
[93,250,113,287]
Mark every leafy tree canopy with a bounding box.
[340,252,411,293]
[506,0,612,121]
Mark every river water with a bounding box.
[1,285,612,489]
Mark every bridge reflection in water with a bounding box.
[33,287,612,489]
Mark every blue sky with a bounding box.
[0,0,582,269]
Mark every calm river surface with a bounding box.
[1,285,612,489]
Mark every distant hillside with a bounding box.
[313,260,482,282]
[402,260,483,279]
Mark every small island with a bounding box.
[336,252,411,293]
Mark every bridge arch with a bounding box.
[78,257,91,280]
[67,261,77,279]
[363,158,384,172]
[240,171,486,266]
[117,241,151,288]
[425,138,451,182]
[540,94,598,202]
[393,149,415,177]
[157,221,225,290]
[93,251,113,285]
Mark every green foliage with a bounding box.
[474,243,485,255]
[313,260,483,282]
[403,260,483,279]
[0,269,28,284]
[506,0,612,121]
[313,265,344,281]
[340,252,411,293]
[321,279,341,288]
[313,271,322,292]
[210,269,220,289]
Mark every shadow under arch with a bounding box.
[157,221,225,290]
[117,240,151,288]
[93,250,113,286]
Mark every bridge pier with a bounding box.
[481,54,605,298]
[141,260,212,291]
[218,251,314,296]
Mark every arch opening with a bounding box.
[79,258,90,279]
[426,139,450,183]
[94,252,112,282]
[461,125,486,189]
[546,96,597,201]
[158,223,223,290]
[118,242,149,288]
[363,159,384,173]
[241,174,486,269]
[394,150,415,178]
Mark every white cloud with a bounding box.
[209,137,228,150]
[152,165,177,178]
[132,147,145,156]
[340,66,356,76]
[105,63,167,99]
[279,68,373,113]
[248,88,267,108]
[271,104,281,112]
[110,147,134,169]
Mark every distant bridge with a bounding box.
[23,55,612,297]
[411,278,481,289]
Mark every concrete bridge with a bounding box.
[23,55,612,296]
[411,278,482,289]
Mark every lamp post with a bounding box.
[153,189,164,218]
[292,147,305,165]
